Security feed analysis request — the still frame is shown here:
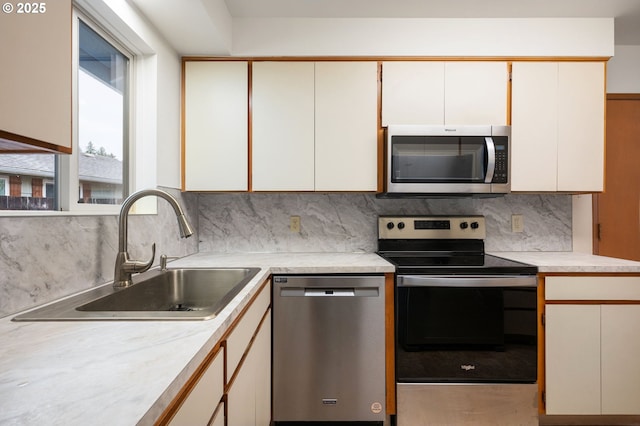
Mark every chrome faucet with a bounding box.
[113,189,194,288]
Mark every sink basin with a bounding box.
[12,267,261,321]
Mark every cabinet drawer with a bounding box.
[226,281,270,380]
[546,276,640,300]
[169,349,224,425]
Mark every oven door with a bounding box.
[396,275,537,383]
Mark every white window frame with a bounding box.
[59,8,135,214]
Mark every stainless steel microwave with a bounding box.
[383,125,511,196]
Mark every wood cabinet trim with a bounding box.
[155,344,224,425]
[180,59,186,191]
[183,56,611,63]
[0,131,72,154]
[607,93,640,100]
[384,272,396,415]
[538,275,546,414]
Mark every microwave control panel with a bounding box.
[492,136,509,183]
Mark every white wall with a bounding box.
[232,18,614,57]
[607,45,640,93]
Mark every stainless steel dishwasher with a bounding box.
[272,274,386,424]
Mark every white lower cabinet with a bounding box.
[545,304,601,414]
[227,310,271,425]
[545,276,640,415]
[168,349,224,425]
[601,305,640,414]
[209,402,224,426]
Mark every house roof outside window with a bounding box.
[0,154,122,184]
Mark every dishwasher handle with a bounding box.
[279,287,380,297]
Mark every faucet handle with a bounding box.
[126,243,156,273]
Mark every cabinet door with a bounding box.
[381,62,445,126]
[209,402,224,426]
[557,62,605,192]
[444,62,508,125]
[511,61,605,192]
[315,62,378,191]
[545,305,601,415]
[169,349,224,425]
[511,62,559,191]
[0,0,72,152]
[254,310,272,425]
[226,282,271,380]
[183,61,248,191]
[601,305,640,414]
[227,310,271,426]
[252,62,315,191]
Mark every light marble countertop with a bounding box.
[0,252,394,426]
[492,251,640,273]
[3,250,640,425]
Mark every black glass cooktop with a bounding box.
[378,252,537,275]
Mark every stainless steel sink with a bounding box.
[12,267,261,321]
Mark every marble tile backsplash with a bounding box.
[198,193,572,254]
[1,190,571,318]
[0,188,198,318]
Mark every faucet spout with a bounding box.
[114,189,193,288]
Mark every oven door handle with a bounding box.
[397,275,537,287]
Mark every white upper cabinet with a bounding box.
[511,61,605,192]
[183,61,249,191]
[557,62,605,192]
[381,61,508,126]
[0,0,72,153]
[444,62,508,125]
[381,62,445,125]
[315,61,378,191]
[510,62,559,191]
[252,62,315,191]
[252,61,378,191]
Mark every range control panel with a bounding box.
[378,216,486,240]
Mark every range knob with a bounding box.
[470,221,480,230]
[460,222,469,229]
[397,222,405,230]
[386,222,395,230]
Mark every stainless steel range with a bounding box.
[377,215,539,426]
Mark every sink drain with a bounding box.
[168,304,195,312]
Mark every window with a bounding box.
[0,11,132,212]
[76,20,129,206]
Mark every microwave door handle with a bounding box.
[485,136,496,183]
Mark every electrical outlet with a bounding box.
[290,216,301,233]
[511,214,524,233]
